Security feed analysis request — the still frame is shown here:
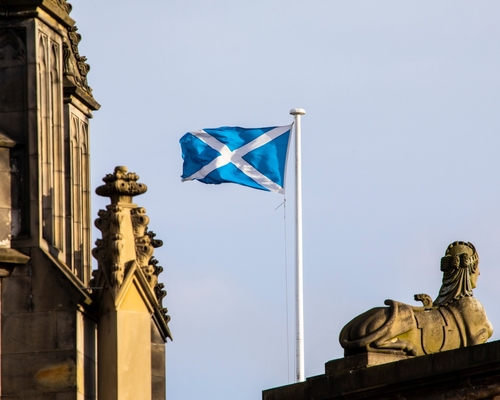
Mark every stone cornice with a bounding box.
[0,0,75,26]
[0,248,30,277]
[63,83,100,113]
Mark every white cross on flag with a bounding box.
[180,125,292,193]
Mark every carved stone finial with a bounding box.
[339,242,492,358]
[95,166,147,204]
[92,167,170,330]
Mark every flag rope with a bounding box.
[275,197,291,382]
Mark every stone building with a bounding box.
[0,1,170,399]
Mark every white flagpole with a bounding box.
[290,108,306,382]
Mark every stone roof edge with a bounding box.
[0,131,16,148]
[0,1,75,27]
[133,262,173,341]
[263,340,500,399]
[40,247,94,308]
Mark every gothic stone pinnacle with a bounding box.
[95,166,147,204]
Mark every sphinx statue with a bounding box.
[339,241,493,357]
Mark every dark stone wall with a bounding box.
[151,319,166,400]
[0,27,29,238]
[1,248,96,399]
[0,28,27,144]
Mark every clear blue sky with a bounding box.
[72,1,500,398]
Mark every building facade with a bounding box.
[0,1,170,398]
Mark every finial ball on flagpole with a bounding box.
[290,108,306,116]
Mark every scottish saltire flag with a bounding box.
[180,125,292,193]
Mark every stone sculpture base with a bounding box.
[325,352,411,376]
[263,340,500,400]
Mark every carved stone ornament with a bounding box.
[63,26,94,96]
[95,165,147,202]
[339,242,493,357]
[48,0,73,14]
[92,166,170,324]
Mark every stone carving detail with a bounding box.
[96,166,147,199]
[48,0,73,14]
[63,26,93,96]
[131,207,156,287]
[339,242,493,357]
[108,205,126,288]
[92,166,170,324]
[148,235,170,323]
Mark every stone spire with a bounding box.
[92,165,171,330]
[92,166,170,400]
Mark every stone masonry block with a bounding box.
[0,67,25,113]
[30,249,81,312]
[56,311,76,351]
[0,146,10,171]
[2,275,31,313]
[152,379,165,400]
[0,208,11,245]
[8,248,31,277]
[0,171,11,207]
[151,343,165,377]
[0,111,25,142]
[2,312,57,354]
[0,395,56,400]
[2,351,76,397]
[151,322,166,400]
[54,392,77,400]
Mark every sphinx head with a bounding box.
[434,241,479,307]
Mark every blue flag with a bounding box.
[180,125,292,193]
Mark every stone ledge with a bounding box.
[325,352,411,376]
[0,248,30,277]
[0,131,16,148]
[0,0,75,27]
[263,340,500,400]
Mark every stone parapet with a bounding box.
[263,340,500,400]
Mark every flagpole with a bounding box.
[290,108,306,382]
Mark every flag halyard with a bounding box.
[180,125,292,193]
